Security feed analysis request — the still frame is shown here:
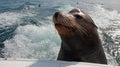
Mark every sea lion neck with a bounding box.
[61,35,88,50]
[60,32,101,51]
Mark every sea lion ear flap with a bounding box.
[88,18,98,29]
[91,21,98,29]
[83,12,98,29]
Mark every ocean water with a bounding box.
[0,0,120,65]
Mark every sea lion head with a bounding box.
[53,8,97,38]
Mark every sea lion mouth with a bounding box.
[55,23,74,30]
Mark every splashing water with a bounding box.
[90,5,120,65]
[3,25,60,59]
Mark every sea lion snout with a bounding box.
[53,11,72,25]
[54,12,60,18]
[53,12,64,22]
[53,12,67,19]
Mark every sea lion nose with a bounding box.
[54,12,60,18]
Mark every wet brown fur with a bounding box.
[53,8,107,64]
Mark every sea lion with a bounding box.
[52,8,107,64]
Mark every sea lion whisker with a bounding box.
[77,27,85,35]
[74,22,88,35]
[68,19,74,27]
[78,26,88,36]
[64,17,68,24]
[80,24,89,35]
[61,17,71,33]
[65,17,71,24]
[74,24,88,36]
[63,17,68,25]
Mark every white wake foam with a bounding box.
[0,10,35,27]
[90,5,120,28]
[3,25,60,59]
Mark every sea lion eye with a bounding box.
[74,15,82,19]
